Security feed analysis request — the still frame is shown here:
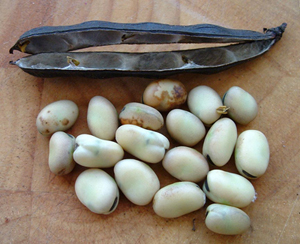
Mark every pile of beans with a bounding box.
[36,79,270,235]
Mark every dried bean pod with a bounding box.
[10,23,286,78]
[11,38,285,78]
[10,21,285,54]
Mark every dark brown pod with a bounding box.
[9,21,285,54]
[10,22,286,78]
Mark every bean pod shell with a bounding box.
[205,204,251,235]
[153,182,206,218]
[222,86,258,125]
[187,85,223,126]
[202,118,237,167]
[203,169,256,208]
[162,146,209,182]
[166,109,206,146]
[119,102,164,130]
[114,159,160,206]
[142,79,187,111]
[87,96,118,140]
[235,130,270,179]
[75,169,119,214]
[48,131,76,175]
[36,100,79,136]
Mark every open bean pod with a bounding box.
[10,21,286,78]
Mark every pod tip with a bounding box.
[9,60,16,65]
[264,23,287,42]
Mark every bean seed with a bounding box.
[119,102,164,130]
[36,100,79,136]
[142,79,187,111]
[87,96,118,140]
[73,134,124,168]
[205,203,251,235]
[166,109,206,146]
[235,130,270,179]
[162,146,209,182]
[202,118,237,167]
[222,86,258,125]
[187,85,223,126]
[114,159,160,206]
[203,169,256,208]
[115,124,169,163]
[48,131,76,175]
[75,169,119,214]
[153,182,206,218]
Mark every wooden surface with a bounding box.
[1,0,299,243]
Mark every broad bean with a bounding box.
[166,109,206,146]
[119,102,164,130]
[205,203,251,235]
[203,170,256,208]
[87,96,118,140]
[162,146,209,182]
[153,182,206,218]
[142,79,187,111]
[187,85,223,126]
[36,100,78,136]
[75,169,119,214]
[235,130,270,179]
[114,159,160,206]
[115,124,169,163]
[73,134,124,168]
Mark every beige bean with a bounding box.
[153,182,206,218]
[48,131,76,175]
[187,85,222,126]
[73,134,124,168]
[142,79,187,111]
[119,102,164,130]
[235,130,270,179]
[202,118,237,167]
[114,159,160,206]
[87,96,118,140]
[166,109,206,146]
[115,124,169,163]
[203,170,256,208]
[75,169,119,214]
[205,204,251,235]
[223,86,258,125]
[36,100,79,136]
[162,146,209,182]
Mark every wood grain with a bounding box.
[1,0,299,243]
